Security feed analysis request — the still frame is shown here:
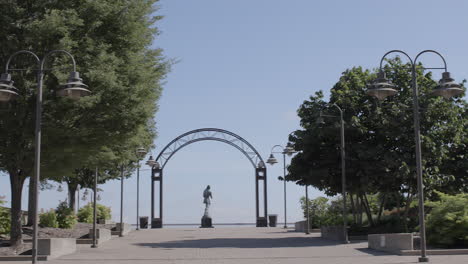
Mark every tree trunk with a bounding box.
[9,170,26,248]
[349,194,357,225]
[357,195,362,225]
[67,182,77,210]
[26,177,34,226]
[402,192,413,233]
[377,192,387,222]
[362,193,375,226]
[396,192,401,229]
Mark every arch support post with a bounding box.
[255,167,268,227]
[151,167,163,228]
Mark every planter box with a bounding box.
[112,223,131,236]
[97,219,113,224]
[38,238,76,259]
[321,226,347,241]
[89,228,111,242]
[368,233,413,253]
[295,221,306,232]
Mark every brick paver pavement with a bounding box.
[5,227,468,263]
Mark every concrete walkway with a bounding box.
[6,228,468,263]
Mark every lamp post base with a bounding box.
[418,257,429,262]
[256,217,267,227]
[151,218,162,228]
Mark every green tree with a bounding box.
[0,0,169,247]
[426,192,468,247]
[0,196,10,236]
[77,202,111,223]
[300,196,329,228]
[287,58,466,228]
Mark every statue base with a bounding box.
[200,216,213,228]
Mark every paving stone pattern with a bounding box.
[4,228,468,263]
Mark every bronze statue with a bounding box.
[203,185,212,217]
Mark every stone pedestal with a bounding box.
[200,216,213,228]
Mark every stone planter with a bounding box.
[368,233,413,253]
[97,219,113,224]
[89,228,112,242]
[112,223,131,236]
[321,226,347,241]
[38,238,76,259]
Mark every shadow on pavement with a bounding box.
[134,236,343,249]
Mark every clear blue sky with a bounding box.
[1,0,468,225]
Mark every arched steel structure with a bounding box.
[150,128,268,228]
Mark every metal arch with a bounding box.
[154,128,265,170]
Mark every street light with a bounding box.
[305,184,310,235]
[317,103,349,244]
[135,147,147,230]
[91,167,98,248]
[0,50,90,264]
[266,144,296,228]
[367,50,463,263]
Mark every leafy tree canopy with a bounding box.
[287,58,467,197]
[0,0,169,246]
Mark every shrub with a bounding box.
[56,201,77,229]
[0,196,10,236]
[77,203,112,223]
[426,192,468,248]
[39,210,58,228]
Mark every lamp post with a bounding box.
[91,167,98,248]
[367,50,463,263]
[135,147,147,230]
[266,143,295,228]
[77,185,80,214]
[305,184,310,235]
[0,50,90,264]
[119,165,124,237]
[317,103,349,244]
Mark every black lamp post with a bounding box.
[367,50,463,263]
[266,143,296,228]
[305,184,310,235]
[119,165,124,237]
[317,103,349,244]
[91,167,98,248]
[0,50,90,264]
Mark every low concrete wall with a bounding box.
[38,238,76,259]
[295,221,306,232]
[368,233,413,253]
[321,226,346,241]
[114,223,131,236]
[89,228,112,242]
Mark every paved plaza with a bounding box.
[6,227,468,264]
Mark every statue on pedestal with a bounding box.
[201,185,213,228]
